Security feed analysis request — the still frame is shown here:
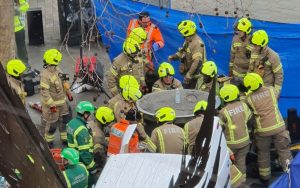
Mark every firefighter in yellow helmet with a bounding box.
[152,62,183,92]
[195,61,220,94]
[168,20,207,89]
[243,73,292,186]
[40,49,72,147]
[218,84,252,176]
[229,17,252,78]
[184,100,207,154]
[88,106,115,169]
[6,59,27,104]
[248,30,283,96]
[106,38,147,96]
[107,84,142,122]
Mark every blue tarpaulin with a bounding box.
[270,152,300,188]
[93,0,300,117]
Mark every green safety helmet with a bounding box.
[177,20,197,37]
[220,84,240,102]
[158,62,175,78]
[236,17,252,34]
[201,61,218,78]
[6,59,27,77]
[119,75,140,89]
[193,100,208,114]
[122,85,142,102]
[43,48,63,65]
[76,101,95,114]
[123,38,141,55]
[95,106,115,125]
[61,148,79,165]
[155,107,176,123]
[129,27,147,44]
[251,30,269,47]
[243,73,264,91]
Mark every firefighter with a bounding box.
[40,49,72,147]
[127,11,165,66]
[6,59,27,104]
[248,30,284,96]
[195,61,219,94]
[66,101,98,186]
[108,84,142,122]
[107,108,141,156]
[218,84,252,176]
[184,100,207,154]
[14,0,30,68]
[229,17,252,78]
[106,38,146,96]
[168,20,206,89]
[88,106,115,168]
[230,163,246,188]
[61,148,89,188]
[243,73,292,185]
[152,62,183,92]
[138,107,186,154]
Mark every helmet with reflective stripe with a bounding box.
[76,101,95,114]
[158,62,175,78]
[119,75,140,89]
[251,30,269,47]
[177,20,197,37]
[6,59,27,77]
[61,148,79,165]
[201,61,218,78]
[243,73,264,91]
[155,107,176,123]
[123,38,141,55]
[43,48,63,65]
[129,27,147,44]
[122,85,142,102]
[236,17,252,34]
[220,84,240,102]
[193,100,208,114]
[95,106,115,125]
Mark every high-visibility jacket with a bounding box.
[63,163,89,188]
[218,101,252,149]
[229,35,251,78]
[195,77,220,95]
[107,119,139,155]
[152,78,183,93]
[146,122,186,154]
[67,116,96,170]
[184,115,205,154]
[14,0,29,32]
[246,86,285,136]
[248,47,284,94]
[7,75,27,104]
[127,19,164,64]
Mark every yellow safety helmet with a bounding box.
[201,61,218,78]
[251,30,269,47]
[243,73,264,91]
[43,48,63,65]
[220,84,240,102]
[236,17,252,34]
[123,38,141,55]
[129,27,147,44]
[177,20,197,37]
[6,59,27,77]
[193,100,208,114]
[122,85,142,102]
[119,75,140,89]
[95,106,115,125]
[155,107,176,123]
[158,62,175,78]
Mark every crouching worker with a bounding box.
[61,148,89,188]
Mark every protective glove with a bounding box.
[152,42,160,52]
[168,55,174,62]
[136,123,148,140]
[184,72,192,84]
[230,154,235,163]
[50,106,57,113]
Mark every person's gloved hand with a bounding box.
[136,123,147,140]
[230,154,235,163]
[152,42,160,52]
[184,72,192,84]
